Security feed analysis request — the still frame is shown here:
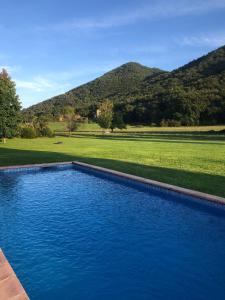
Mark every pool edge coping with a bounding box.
[72,161,225,206]
[0,161,72,170]
[0,161,224,205]
[0,249,29,300]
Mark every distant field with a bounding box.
[49,121,225,133]
[49,121,101,132]
[1,130,225,198]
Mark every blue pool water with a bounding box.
[0,165,225,300]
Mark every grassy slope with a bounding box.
[1,131,225,198]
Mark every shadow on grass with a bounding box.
[0,148,224,198]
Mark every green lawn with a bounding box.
[49,122,225,133]
[1,130,225,198]
[49,121,101,132]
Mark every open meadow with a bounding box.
[49,121,225,133]
[1,124,225,198]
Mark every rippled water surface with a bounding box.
[0,165,225,300]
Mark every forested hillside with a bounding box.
[23,46,225,125]
[24,63,164,120]
[123,45,225,125]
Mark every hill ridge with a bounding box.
[23,45,225,125]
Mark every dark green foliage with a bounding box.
[21,125,54,138]
[21,127,37,138]
[134,45,225,125]
[36,115,49,131]
[111,112,126,131]
[40,126,54,137]
[0,69,21,140]
[23,46,225,125]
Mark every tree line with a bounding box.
[0,69,56,142]
[0,69,125,142]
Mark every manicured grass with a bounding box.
[126,124,225,132]
[49,121,101,132]
[49,121,225,133]
[1,131,225,198]
[48,121,67,132]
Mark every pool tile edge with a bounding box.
[0,161,72,170]
[0,249,29,300]
[72,161,225,206]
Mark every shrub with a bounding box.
[160,119,181,127]
[167,119,181,127]
[160,119,168,127]
[40,126,55,137]
[21,127,37,138]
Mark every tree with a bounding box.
[33,115,48,131]
[97,100,113,131]
[63,106,81,135]
[63,106,75,119]
[0,69,21,143]
[67,120,80,133]
[110,112,126,132]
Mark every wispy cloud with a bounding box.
[15,61,132,107]
[176,33,225,47]
[36,0,225,32]
[0,65,21,73]
[15,76,70,92]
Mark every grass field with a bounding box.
[49,122,225,133]
[1,127,225,198]
[49,121,101,132]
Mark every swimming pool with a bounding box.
[0,164,225,300]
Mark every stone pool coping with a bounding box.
[0,161,72,171]
[0,161,224,206]
[72,161,225,206]
[0,249,29,300]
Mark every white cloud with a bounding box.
[15,76,70,92]
[0,65,21,74]
[176,33,225,47]
[36,0,225,32]
[15,62,131,107]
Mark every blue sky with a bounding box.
[0,0,225,108]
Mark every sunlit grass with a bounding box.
[49,121,225,133]
[1,131,225,197]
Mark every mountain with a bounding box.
[23,46,225,125]
[24,62,164,119]
[120,45,225,125]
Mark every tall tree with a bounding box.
[63,106,81,135]
[110,112,126,132]
[97,100,113,131]
[0,69,21,143]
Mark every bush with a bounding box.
[167,119,181,127]
[40,126,55,137]
[160,119,168,127]
[20,127,37,138]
